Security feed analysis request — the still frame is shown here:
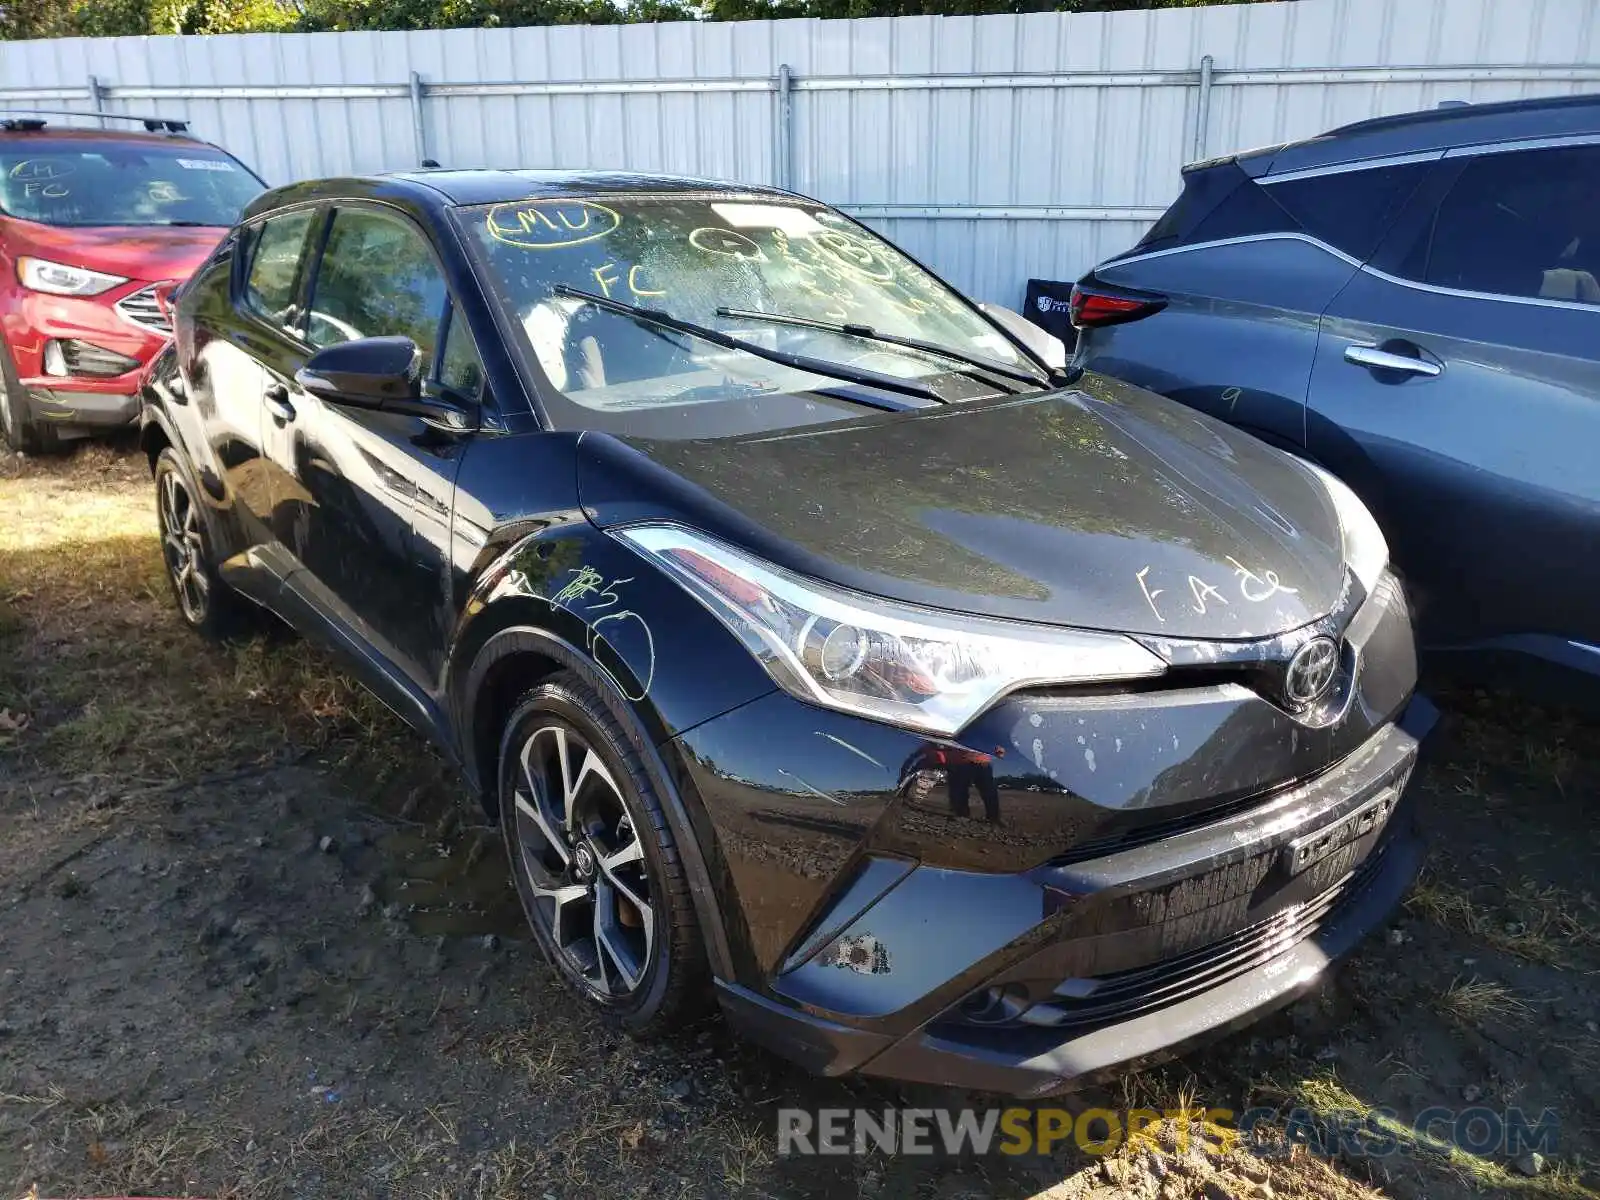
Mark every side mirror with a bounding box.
[296,335,477,431]
[980,303,1069,374]
[296,335,422,408]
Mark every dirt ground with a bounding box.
[1,441,1596,1200]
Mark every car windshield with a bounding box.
[461,193,1035,426]
[0,140,263,228]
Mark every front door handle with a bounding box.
[1344,344,1442,378]
[264,384,296,423]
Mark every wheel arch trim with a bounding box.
[457,623,736,982]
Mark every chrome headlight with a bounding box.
[1303,462,1388,598]
[17,256,127,297]
[615,525,1166,736]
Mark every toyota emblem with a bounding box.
[573,842,597,879]
[1285,636,1340,707]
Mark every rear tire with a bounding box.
[0,343,57,455]
[154,447,243,639]
[499,671,708,1034]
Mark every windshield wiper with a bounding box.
[716,307,1051,390]
[551,285,945,409]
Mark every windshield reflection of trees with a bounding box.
[476,196,994,373]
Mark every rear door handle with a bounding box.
[264,383,296,422]
[1344,344,1442,378]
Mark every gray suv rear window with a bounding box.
[1129,159,1430,264]
[1266,162,1431,261]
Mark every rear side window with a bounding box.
[1265,162,1431,261]
[1410,144,1600,304]
[1127,159,1429,263]
[1131,161,1285,254]
[244,209,316,329]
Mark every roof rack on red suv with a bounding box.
[0,109,190,134]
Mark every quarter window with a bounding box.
[1266,162,1431,261]
[306,208,449,360]
[1416,144,1600,303]
[1131,160,1431,264]
[243,209,316,328]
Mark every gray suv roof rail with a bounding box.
[1325,92,1600,139]
[1249,92,1600,178]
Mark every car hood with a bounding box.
[2,217,226,283]
[577,374,1349,640]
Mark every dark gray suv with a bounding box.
[1072,94,1600,702]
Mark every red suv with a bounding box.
[0,113,264,452]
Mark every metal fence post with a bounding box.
[775,63,793,190]
[1192,54,1214,163]
[409,70,427,167]
[88,74,105,128]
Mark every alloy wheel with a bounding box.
[512,722,656,999]
[159,468,210,625]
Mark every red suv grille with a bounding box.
[115,285,172,335]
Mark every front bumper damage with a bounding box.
[721,703,1429,1097]
[672,568,1433,1095]
[25,386,141,428]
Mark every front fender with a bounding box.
[446,520,775,787]
[443,519,779,989]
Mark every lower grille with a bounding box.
[55,339,141,378]
[973,846,1388,1034]
[1047,785,1294,865]
[115,285,172,335]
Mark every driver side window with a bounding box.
[439,304,485,399]
[305,207,448,362]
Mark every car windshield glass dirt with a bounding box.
[461,194,1027,417]
[0,141,263,227]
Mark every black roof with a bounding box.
[398,168,795,206]
[1218,91,1600,178]
[245,168,799,220]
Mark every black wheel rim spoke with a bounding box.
[512,723,654,999]
[159,471,207,624]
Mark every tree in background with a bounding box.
[708,0,1253,18]
[0,0,1275,39]
[295,0,696,33]
[3,0,297,38]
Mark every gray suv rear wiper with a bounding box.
[551,286,945,408]
[716,306,1050,389]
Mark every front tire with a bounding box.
[499,672,707,1033]
[0,343,56,454]
[154,447,241,638]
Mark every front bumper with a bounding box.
[24,386,140,427]
[714,700,1430,1096]
[673,565,1427,1094]
[3,285,167,428]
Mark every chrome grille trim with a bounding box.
[115,285,172,335]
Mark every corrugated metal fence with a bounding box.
[1,0,1597,304]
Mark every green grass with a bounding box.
[0,442,411,786]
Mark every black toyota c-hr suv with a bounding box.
[141,170,1433,1096]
